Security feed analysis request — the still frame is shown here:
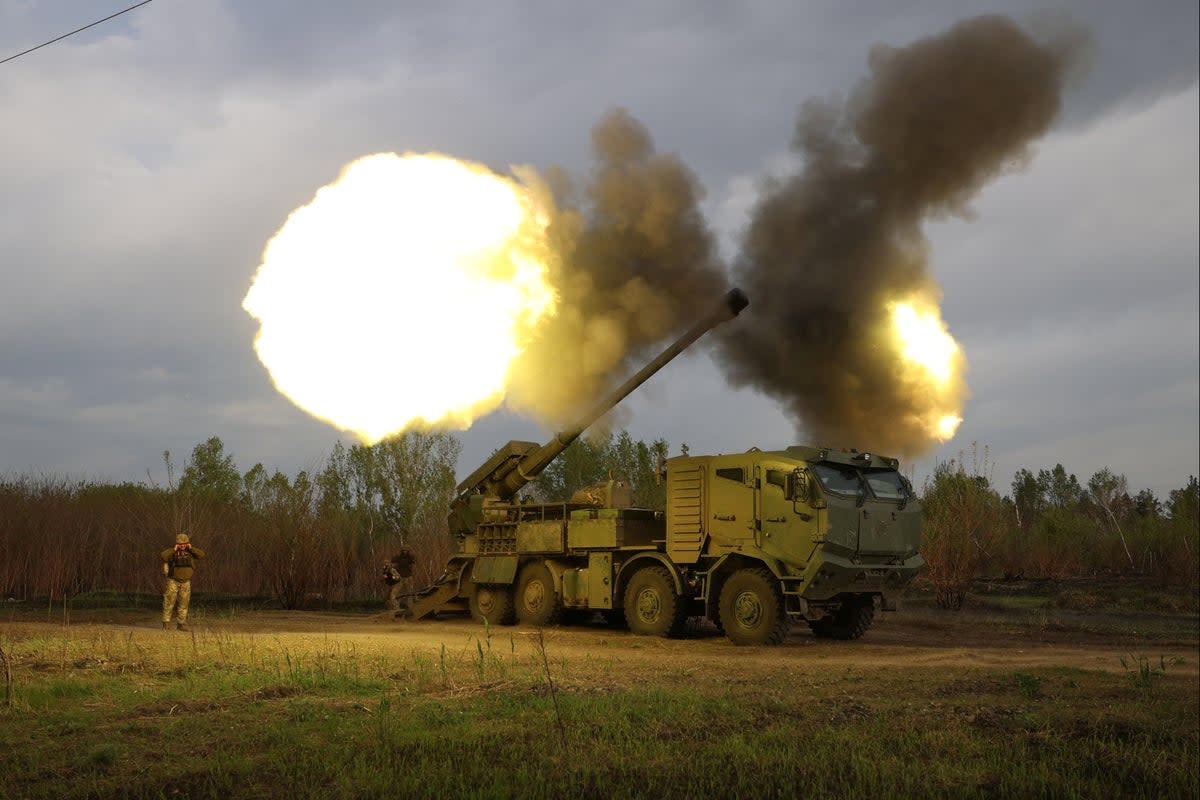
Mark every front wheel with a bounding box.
[718,568,790,646]
[470,583,516,626]
[624,566,686,637]
[808,595,875,640]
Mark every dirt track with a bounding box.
[117,607,1200,679]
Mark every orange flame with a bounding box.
[888,296,966,442]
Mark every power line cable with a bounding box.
[1,0,154,66]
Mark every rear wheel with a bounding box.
[718,568,790,646]
[515,561,564,626]
[624,566,686,637]
[469,583,516,626]
[809,595,875,640]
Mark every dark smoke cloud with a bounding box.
[505,108,727,425]
[716,14,1082,456]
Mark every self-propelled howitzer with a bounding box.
[409,286,924,645]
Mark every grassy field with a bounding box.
[1,585,1197,799]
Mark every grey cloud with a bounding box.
[1,0,1197,499]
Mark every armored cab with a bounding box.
[661,446,922,643]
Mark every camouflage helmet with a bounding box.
[176,533,190,544]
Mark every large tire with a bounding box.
[718,568,790,646]
[624,566,687,638]
[515,561,564,626]
[469,583,516,626]
[809,595,875,640]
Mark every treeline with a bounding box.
[0,433,460,607]
[1,435,1196,609]
[530,431,669,508]
[921,446,1199,608]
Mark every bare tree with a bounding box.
[1087,468,1134,570]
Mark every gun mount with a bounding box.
[447,288,749,535]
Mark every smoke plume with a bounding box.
[244,16,1084,448]
[505,108,727,425]
[715,14,1081,456]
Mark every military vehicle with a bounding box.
[410,288,923,644]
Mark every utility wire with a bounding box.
[1,0,154,66]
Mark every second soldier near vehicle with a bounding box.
[382,548,415,616]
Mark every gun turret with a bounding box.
[448,288,749,534]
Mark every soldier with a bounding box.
[161,533,206,631]
[382,547,415,616]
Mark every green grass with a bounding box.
[1,620,1197,800]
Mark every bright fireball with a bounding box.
[242,153,558,443]
[888,297,966,442]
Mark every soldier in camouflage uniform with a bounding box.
[161,533,207,631]
[382,548,415,616]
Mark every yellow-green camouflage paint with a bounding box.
[516,520,564,553]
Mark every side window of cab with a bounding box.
[715,467,745,484]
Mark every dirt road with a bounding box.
[116,607,1199,680]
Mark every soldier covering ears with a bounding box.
[161,532,206,630]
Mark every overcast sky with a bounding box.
[2,1,1196,500]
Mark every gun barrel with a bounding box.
[494,287,749,501]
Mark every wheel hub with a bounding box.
[636,588,661,622]
[523,580,545,612]
[734,590,763,628]
[477,589,496,614]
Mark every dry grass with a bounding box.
[1,595,1197,799]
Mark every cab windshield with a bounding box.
[863,469,907,501]
[813,464,908,503]
[812,464,864,497]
